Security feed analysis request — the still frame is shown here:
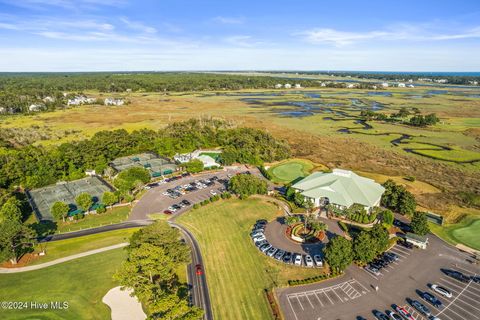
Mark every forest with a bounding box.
[0,119,290,208]
[0,72,320,114]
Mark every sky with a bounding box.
[0,0,480,72]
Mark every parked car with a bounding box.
[442,269,470,283]
[253,235,266,243]
[167,206,177,212]
[411,300,431,316]
[163,210,173,215]
[267,247,278,257]
[260,243,271,253]
[182,199,191,206]
[373,310,390,320]
[471,276,480,283]
[313,255,323,267]
[384,252,399,261]
[304,255,314,267]
[420,292,443,309]
[386,310,403,320]
[294,254,303,266]
[255,240,267,248]
[210,190,217,195]
[394,305,415,320]
[399,240,414,249]
[283,252,292,264]
[431,284,452,298]
[256,219,268,225]
[365,266,381,276]
[251,231,264,238]
[274,250,285,260]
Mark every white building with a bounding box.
[174,149,221,168]
[275,84,283,89]
[67,95,96,106]
[104,98,124,106]
[398,83,406,88]
[43,96,55,103]
[28,103,45,112]
[381,82,389,88]
[284,83,292,89]
[294,83,302,89]
[347,83,356,88]
[85,170,96,176]
[407,84,415,88]
[0,107,6,113]
[291,169,385,212]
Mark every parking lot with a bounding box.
[286,279,370,320]
[130,165,262,220]
[278,233,480,320]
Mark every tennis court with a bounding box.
[28,176,113,221]
[110,153,177,177]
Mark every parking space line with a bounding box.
[452,264,476,274]
[353,280,371,293]
[304,294,315,308]
[451,297,480,315]
[323,291,334,305]
[438,276,476,317]
[287,297,299,320]
[457,294,480,314]
[392,245,411,254]
[295,296,304,310]
[389,249,409,258]
[444,304,478,320]
[362,268,380,280]
[439,310,455,320]
[439,277,467,290]
[332,289,344,302]
[450,304,478,319]
[313,292,324,307]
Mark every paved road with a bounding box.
[41,220,152,242]
[277,232,480,320]
[0,243,128,273]
[170,222,213,320]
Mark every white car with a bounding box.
[313,255,323,267]
[431,284,452,298]
[305,255,314,267]
[210,190,217,196]
[162,191,170,196]
[294,254,303,266]
[386,310,403,320]
[253,235,266,243]
[167,206,177,212]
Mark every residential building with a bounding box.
[284,83,292,89]
[381,82,389,88]
[291,169,385,212]
[275,83,283,89]
[174,149,221,168]
[67,95,96,106]
[29,103,45,112]
[294,83,302,89]
[104,98,125,106]
[398,83,406,88]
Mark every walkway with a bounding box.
[0,243,128,273]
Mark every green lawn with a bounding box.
[0,248,126,320]
[429,215,480,250]
[177,198,325,320]
[56,206,131,233]
[30,228,139,266]
[267,158,320,184]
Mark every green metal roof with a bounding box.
[292,169,385,207]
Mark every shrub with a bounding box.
[339,221,348,232]
[193,203,200,209]
[74,213,85,220]
[96,205,107,214]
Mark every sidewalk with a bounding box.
[0,243,128,274]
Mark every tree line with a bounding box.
[0,72,320,114]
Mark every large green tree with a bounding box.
[411,211,430,236]
[229,174,267,199]
[323,235,353,273]
[0,219,36,264]
[51,201,70,222]
[102,191,118,208]
[184,159,204,174]
[75,193,93,212]
[353,231,377,264]
[114,167,151,194]
[381,180,416,215]
[0,197,22,223]
[370,224,390,254]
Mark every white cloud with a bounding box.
[298,25,480,46]
[223,35,264,47]
[0,0,126,11]
[212,16,245,25]
[120,17,156,34]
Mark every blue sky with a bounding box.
[0,0,479,71]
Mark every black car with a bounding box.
[373,310,389,320]
[443,269,470,283]
[256,219,268,225]
[181,200,191,206]
[172,204,182,210]
[283,252,292,263]
[181,172,190,177]
[420,292,443,309]
[399,240,413,249]
[211,176,219,181]
[472,276,480,283]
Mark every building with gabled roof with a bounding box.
[291,169,385,211]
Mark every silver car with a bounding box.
[267,247,278,257]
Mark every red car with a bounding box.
[395,305,415,320]
[195,264,203,276]
[163,210,173,215]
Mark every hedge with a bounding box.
[287,271,340,286]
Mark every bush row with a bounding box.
[192,192,232,209]
[288,271,340,286]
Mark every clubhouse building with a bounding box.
[291,169,385,212]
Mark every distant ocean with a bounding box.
[314,71,480,77]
